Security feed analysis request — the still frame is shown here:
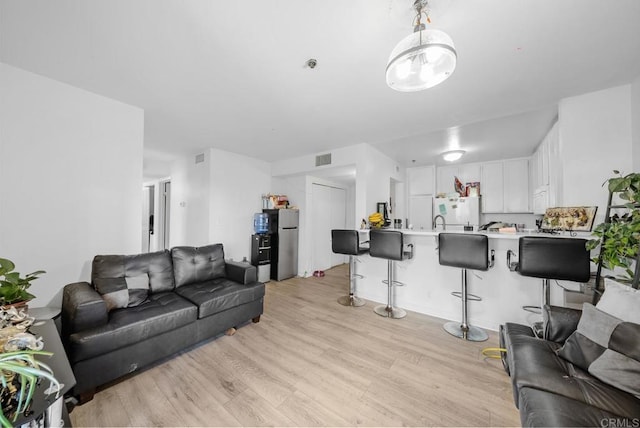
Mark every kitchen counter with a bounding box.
[353,228,594,331]
[360,227,593,240]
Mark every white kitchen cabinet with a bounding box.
[459,164,481,184]
[436,163,481,195]
[480,162,504,213]
[409,195,433,230]
[408,166,435,195]
[481,158,530,213]
[530,121,560,212]
[436,165,459,195]
[504,158,530,212]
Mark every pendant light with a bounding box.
[386,0,457,92]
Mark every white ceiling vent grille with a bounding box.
[315,153,332,167]
[195,153,205,164]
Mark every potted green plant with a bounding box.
[0,350,59,427]
[586,171,640,282]
[0,258,45,308]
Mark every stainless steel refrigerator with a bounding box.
[263,209,299,281]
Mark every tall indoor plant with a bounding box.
[586,171,640,282]
[0,258,45,307]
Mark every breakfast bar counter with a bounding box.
[354,229,593,331]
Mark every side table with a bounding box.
[12,319,76,427]
[28,307,62,334]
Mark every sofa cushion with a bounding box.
[93,277,129,311]
[171,244,226,288]
[68,292,197,363]
[175,278,265,319]
[597,278,640,324]
[518,387,638,428]
[92,250,175,294]
[509,333,640,417]
[558,303,640,397]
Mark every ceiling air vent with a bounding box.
[195,153,205,164]
[315,153,332,167]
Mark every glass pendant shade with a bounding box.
[386,28,457,92]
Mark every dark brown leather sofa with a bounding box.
[501,306,640,427]
[61,243,265,402]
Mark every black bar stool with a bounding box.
[439,233,494,342]
[331,229,368,307]
[369,229,413,319]
[512,236,590,317]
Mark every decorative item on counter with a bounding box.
[368,212,385,229]
[465,182,480,197]
[541,206,597,231]
[454,176,465,196]
[262,194,290,209]
[360,219,367,229]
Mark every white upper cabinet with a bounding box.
[530,121,560,213]
[435,163,480,195]
[504,159,530,212]
[436,165,459,195]
[408,166,435,195]
[481,159,531,213]
[480,162,504,213]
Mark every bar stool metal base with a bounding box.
[338,295,366,307]
[374,304,406,319]
[443,321,488,342]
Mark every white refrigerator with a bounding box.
[433,197,481,228]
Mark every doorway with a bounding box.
[158,180,171,250]
[141,185,155,253]
[311,183,347,272]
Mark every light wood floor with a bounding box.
[70,264,520,427]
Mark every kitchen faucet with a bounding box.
[433,215,446,231]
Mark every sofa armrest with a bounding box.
[62,282,108,337]
[225,261,258,285]
[543,305,582,343]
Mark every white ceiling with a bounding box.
[2,1,640,177]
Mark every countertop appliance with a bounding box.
[433,196,481,229]
[263,209,299,281]
[251,234,271,282]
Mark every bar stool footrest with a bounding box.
[451,291,482,301]
[522,305,541,315]
[382,280,405,287]
[443,321,488,342]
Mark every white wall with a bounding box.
[208,148,272,261]
[558,84,633,223]
[362,145,405,217]
[632,75,640,171]
[0,63,143,306]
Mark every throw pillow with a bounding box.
[127,289,149,307]
[125,274,150,307]
[557,303,640,397]
[125,273,150,289]
[93,277,129,311]
[596,279,640,324]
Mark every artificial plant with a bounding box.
[0,258,45,306]
[586,171,640,281]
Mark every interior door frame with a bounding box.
[158,179,171,250]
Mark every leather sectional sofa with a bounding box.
[501,305,640,427]
[61,244,265,402]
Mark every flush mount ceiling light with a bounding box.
[386,0,457,92]
[442,150,465,162]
